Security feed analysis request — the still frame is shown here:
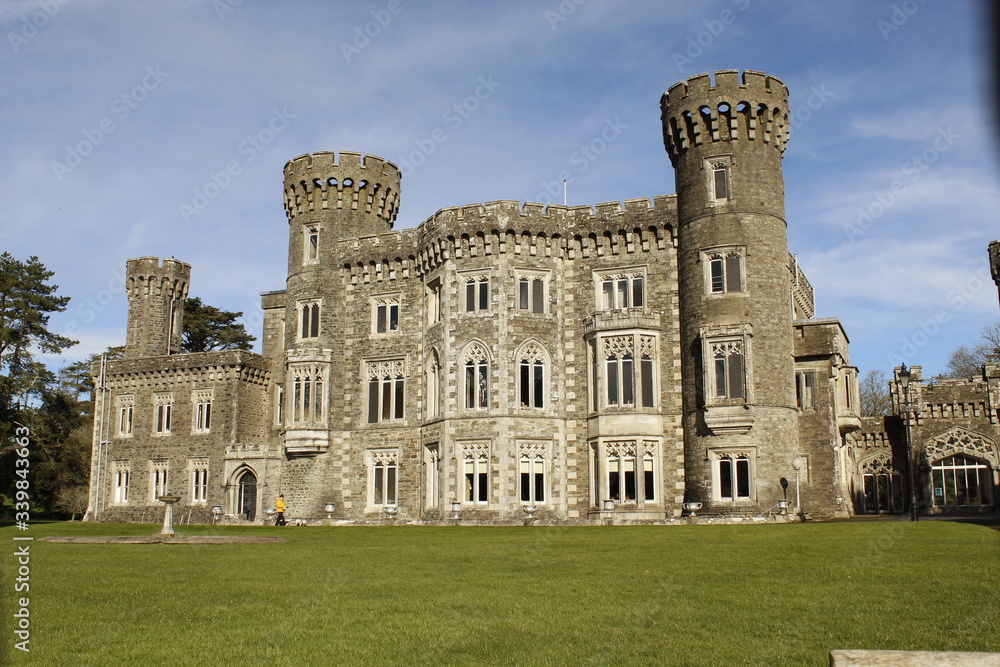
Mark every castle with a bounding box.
[84,71,998,525]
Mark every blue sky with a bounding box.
[2,0,997,379]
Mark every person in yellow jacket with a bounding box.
[275,494,287,526]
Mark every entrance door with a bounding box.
[238,471,257,521]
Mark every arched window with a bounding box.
[367,359,404,423]
[518,342,546,409]
[463,344,489,410]
[931,455,992,506]
[860,453,902,514]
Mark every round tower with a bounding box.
[661,70,797,514]
[124,256,191,358]
[283,151,400,262]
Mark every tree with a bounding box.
[181,297,255,353]
[938,321,1000,379]
[54,485,89,521]
[0,253,77,444]
[860,369,892,417]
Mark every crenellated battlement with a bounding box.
[283,151,401,231]
[660,69,790,165]
[124,257,191,358]
[335,195,677,286]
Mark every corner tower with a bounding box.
[661,70,798,514]
[124,256,191,358]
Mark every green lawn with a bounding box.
[1,520,998,665]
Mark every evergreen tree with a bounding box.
[181,297,255,353]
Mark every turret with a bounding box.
[283,151,400,248]
[662,70,798,513]
[124,257,191,358]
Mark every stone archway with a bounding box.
[923,428,998,509]
[234,468,258,521]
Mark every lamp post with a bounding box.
[898,365,919,522]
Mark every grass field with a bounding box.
[1,520,998,665]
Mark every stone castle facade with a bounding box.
[83,70,997,525]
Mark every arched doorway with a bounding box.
[859,452,903,514]
[238,470,257,521]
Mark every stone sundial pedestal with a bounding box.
[158,496,182,535]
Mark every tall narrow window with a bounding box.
[427,351,441,419]
[519,452,545,504]
[464,274,490,312]
[193,390,212,433]
[426,279,442,324]
[299,300,321,339]
[190,460,209,502]
[712,341,745,400]
[424,444,440,509]
[606,443,637,503]
[290,365,326,424]
[796,371,816,409]
[116,395,134,437]
[154,394,172,434]
[462,444,490,504]
[708,251,744,294]
[463,344,489,410]
[516,272,548,313]
[518,343,546,409]
[713,162,729,200]
[366,360,404,423]
[150,460,169,501]
[305,225,320,263]
[371,451,398,506]
[113,462,130,503]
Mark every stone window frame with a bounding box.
[288,363,327,426]
[366,358,405,424]
[367,448,399,509]
[593,265,647,312]
[425,277,443,325]
[459,441,491,506]
[514,268,550,314]
[115,394,135,438]
[370,292,401,335]
[296,298,322,340]
[709,446,757,503]
[192,389,213,434]
[461,342,491,411]
[516,340,549,410]
[795,371,816,410]
[704,154,733,205]
[149,458,170,502]
[459,269,491,314]
[153,393,173,435]
[424,443,441,510]
[590,332,658,412]
[303,222,321,265]
[112,460,130,504]
[591,438,660,506]
[189,458,209,504]
[426,349,442,420]
[700,324,754,407]
[700,245,746,296]
[517,441,550,505]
